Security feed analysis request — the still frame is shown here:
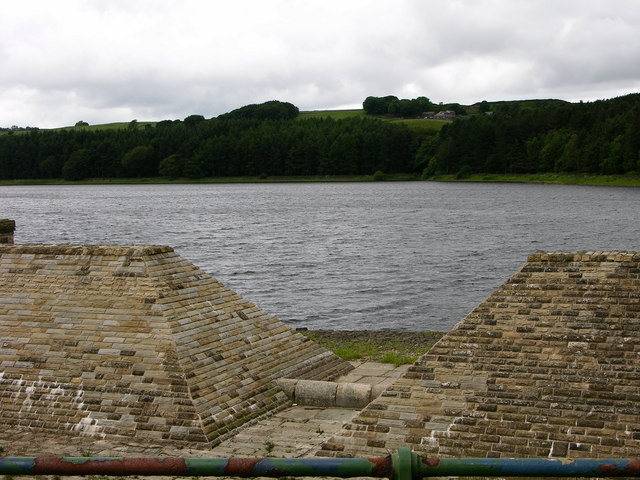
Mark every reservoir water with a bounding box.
[2,181,639,331]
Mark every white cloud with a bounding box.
[1,0,639,127]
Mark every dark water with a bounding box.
[2,182,639,331]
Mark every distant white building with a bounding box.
[434,110,456,120]
[423,111,456,120]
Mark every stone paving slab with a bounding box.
[337,361,409,383]
[208,362,407,457]
[211,406,358,458]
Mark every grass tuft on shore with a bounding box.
[428,173,640,187]
[4,172,640,187]
[0,173,421,186]
[300,330,444,366]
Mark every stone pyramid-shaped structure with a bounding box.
[0,244,352,445]
[320,251,640,458]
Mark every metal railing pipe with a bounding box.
[0,455,392,478]
[1,448,640,478]
[415,456,640,478]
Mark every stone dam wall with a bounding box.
[3,226,640,460]
[319,251,640,459]
[0,243,352,446]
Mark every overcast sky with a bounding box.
[2,0,640,128]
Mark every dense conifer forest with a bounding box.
[0,102,418,181]
[0,94,638,181]
[425,94,640,177]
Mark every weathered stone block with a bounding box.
[336,382,372,408]
[294,380,337,407]
[0,244,353,446]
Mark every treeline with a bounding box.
[2,94,640,181]
[424,94,640,176]
[0,112,420,180]
[363,95,467,117]
[0,126,40,133]
[217,100,299,121]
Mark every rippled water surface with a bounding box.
[2,182,639,331]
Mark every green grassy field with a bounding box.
[298,109,449,134]
[298,109,365,120]
[55,109,365,129]
[53,121,156,132]
[25,109,446,135]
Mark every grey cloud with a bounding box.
[1,0,639,127]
